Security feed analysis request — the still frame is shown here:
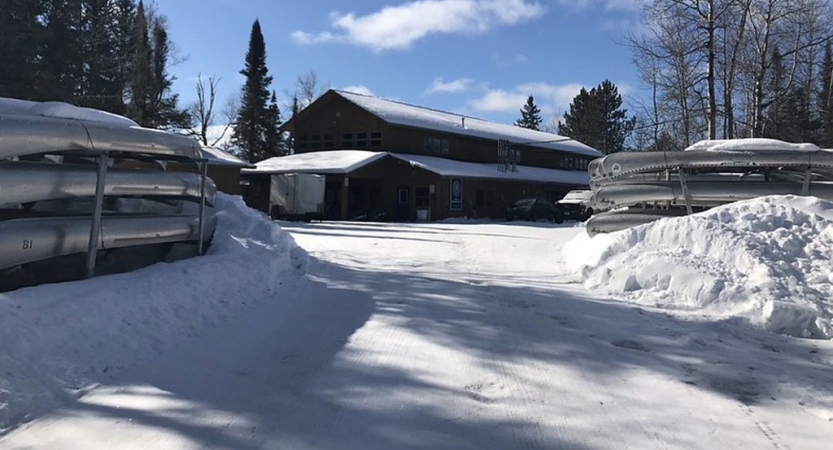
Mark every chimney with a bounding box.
[461,117,466,129]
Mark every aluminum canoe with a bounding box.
[0,213,217,270]
[0,114,201,160]
[589,150,833,184]
[585,209,686,237]
[0,161,216,207]
[591,180,833,210]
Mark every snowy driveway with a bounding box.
[2,221,832,449]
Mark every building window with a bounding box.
[423,136,449,153]
[342,133,354,148]
[297,135,308,150]
[370,131,382,147]
[356,132,368,148]
[324,134,334,149]
[398,189,408,204]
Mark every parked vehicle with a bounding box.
[505,198,555,222]
[556,190,594,222]
[268,173,325,222]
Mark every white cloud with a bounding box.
[470,82,585,117]
[341,85,375,96]
[426,77,474,94]
[551,0,638,11]
[291,0,546,52]
[290,30,339,45]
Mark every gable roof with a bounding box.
[331,90,602,158]
[200,146,254,168]
[242,150,387,175]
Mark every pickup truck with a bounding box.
[555,190,594,222]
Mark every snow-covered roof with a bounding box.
[335,90,602,158]
[0,97,139,127]
[243,150,589,185]
[243,150,387,175]
[200,146,254,168]
[390,153,589,185]
[684,138,819,152]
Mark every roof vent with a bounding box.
[461,117,466,129]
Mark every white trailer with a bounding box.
[269,173,326,221]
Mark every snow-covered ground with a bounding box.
[1,198,832,449]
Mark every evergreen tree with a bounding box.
[78,0,123,112]
[559,80,635,154]
[126,1,188,130]
[36,0,84,102]
[515,95,542,130]
[127,0,151,123]
[232,19,279,162]
[0,0,42,99]
[763,46,785,140]
[265,91,287,155]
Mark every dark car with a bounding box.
[505,198,555,222]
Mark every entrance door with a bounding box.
[396,187,410,222]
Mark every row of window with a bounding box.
[424,137,450,154]
[560,157,589,170]
[296,132,382,150]
[294,132,588,172]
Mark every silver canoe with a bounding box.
[589,150,833,184]
[0,213,217,270]
[585,209,687,237]
[0,161,216,207]
[591,180,833,210]
[0,114,201,160]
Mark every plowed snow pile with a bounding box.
[564,195,833,338]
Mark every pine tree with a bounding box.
[126,1,188,130]
[36,0,84,102]
[559,80,635,154]
[0,0,42,99]
[515,95,542,130]
[232,19,278,162]
[78,0,123,112]
[265,91,287,156]
[127,0,151,124]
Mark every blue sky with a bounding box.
[163,0,643,127]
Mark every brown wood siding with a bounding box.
[287,95,595,171]
[291,96,390,153]
[167,163,243,195]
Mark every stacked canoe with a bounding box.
[586,140,833,236]
[0,98,216,289]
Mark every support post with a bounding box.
[85,153,109,278]
[678,168,693,215]
[197,160,208,256]
[802,166,812,196]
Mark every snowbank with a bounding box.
[0,97,139,127]
[564,195,833,339]
[684,138,819,152]
[0,194,305,433]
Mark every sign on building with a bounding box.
[450,179,462,210]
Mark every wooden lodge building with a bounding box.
[242,89,603,222]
